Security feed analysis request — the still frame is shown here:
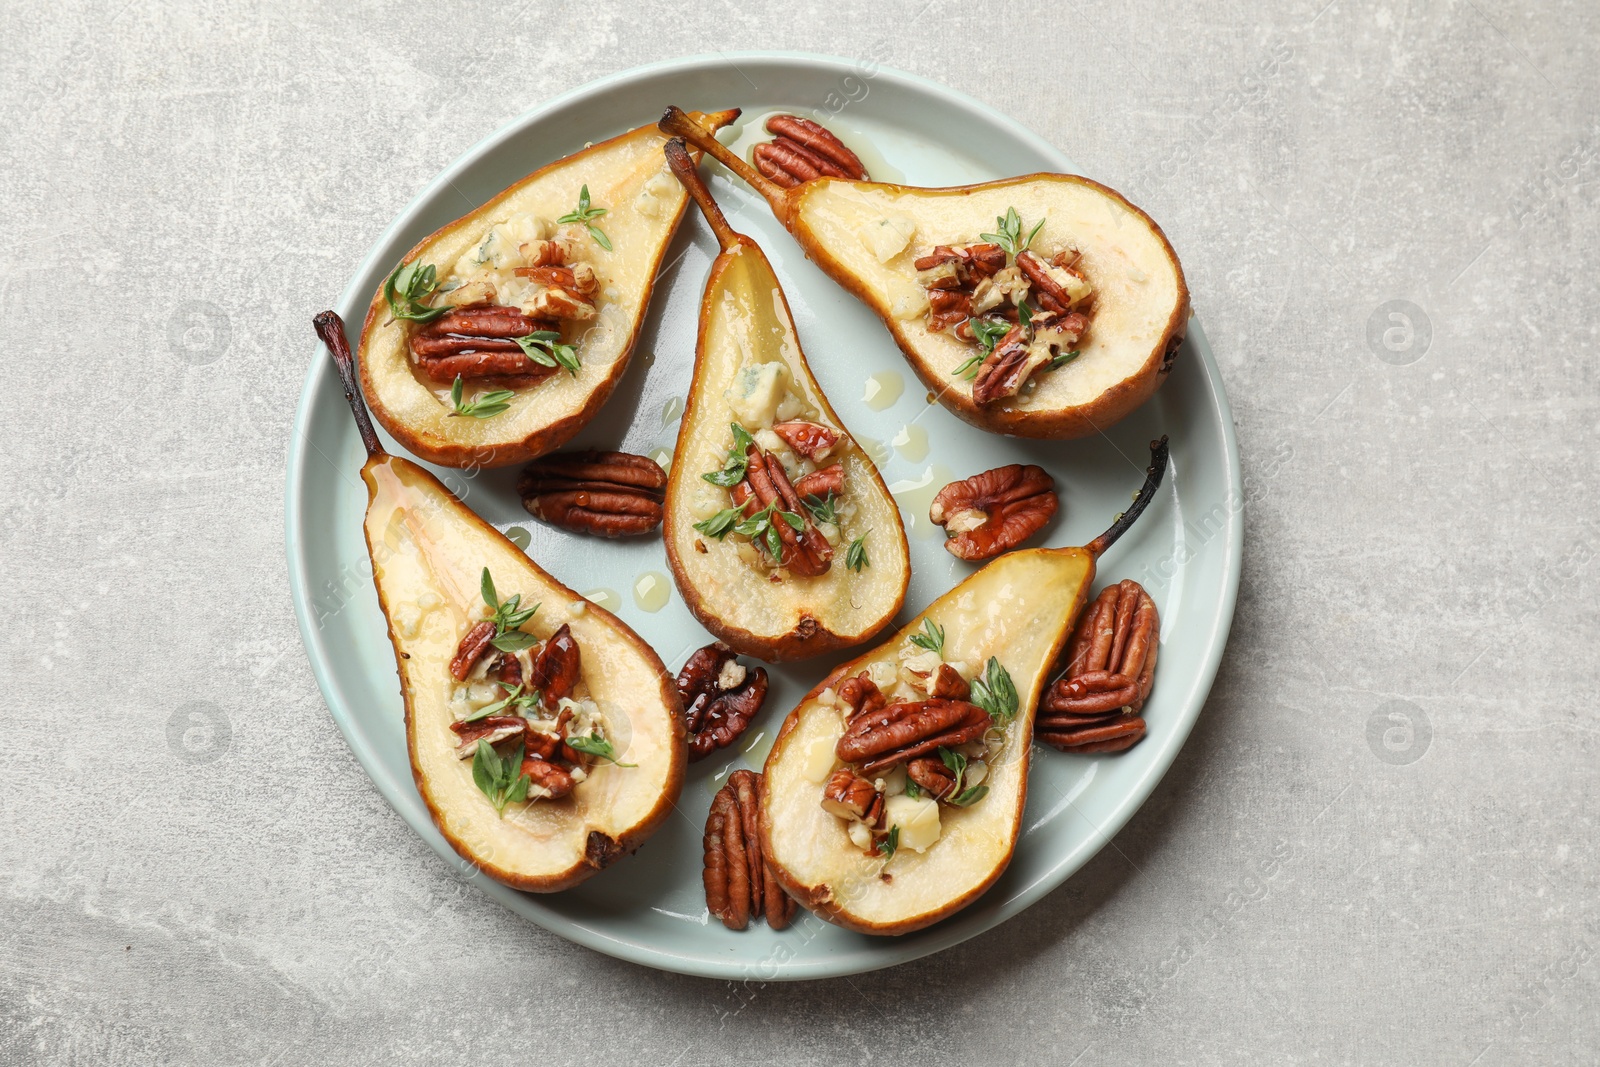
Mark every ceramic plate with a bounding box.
[286,52,1241,979]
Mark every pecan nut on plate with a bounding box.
[703,769,798,930]
[517,450,667,537]
[675,643,768,761]
[929,464,1058,561]
[752,114,869,188]
[1037,579,1159,753]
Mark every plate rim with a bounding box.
[286,50,1242,980]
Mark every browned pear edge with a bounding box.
[657,139,910,662]
[656,107,1190,440]
[316,311,688,893]
[357,109,740,469]
[755,550,1089,934]
[757,438,1170,932]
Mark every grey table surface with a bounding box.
[3,1,1596,1064]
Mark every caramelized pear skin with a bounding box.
[760,440,1169,934]
[358,110,738,469]
[658,137,910,662]
[315,311,686,892]
[660,106,1189,439]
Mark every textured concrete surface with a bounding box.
[2,2,1597,1064]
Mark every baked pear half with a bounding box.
[761,439,1170,934]
[661,107,1189,439]
[658,138,909,661]
[316,311,685,892]
[359,109,737,468]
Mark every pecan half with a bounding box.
[744,449,833,576]
[772,420,841,460]
[518,450,667,537]
[965,243,1008,278]
[821,769,877,821]
[449,715,525,758]
[929,464,1057,561]
[836,699,991,776]
[915,247,967,289]
[526,704,575,763]
[793,463,845,502]
[449,620,496,681]
[522,723,563,762]
[529,624,581,705]
[928,288,973,332]
[494,651,523,688]
[520,239,566,268]
[1038,580,1159,753]
[1036,716,1147,754]
[906,757,956,800]
[924,663,971,701]
[1015,250,1076,315]
[409,304,561,386]
[836,672,887,723]
[766,115,868,178]
[525,285,596,322]
[704,770,797,930]
[754,141,835,186]
[513,262,599,300]
[970,325,1040,405]
[676,643,769,761]
[752,115,868,187]
[521,756,576,799]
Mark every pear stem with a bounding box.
[313,310,384,460]
[663,138,741,252]
[1085,436,1170,558]
[659,105,786,207]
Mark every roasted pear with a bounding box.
[761,439,1169,935]
[315,311,685,891]
[658,138,910,662]
[661,107,1189,439]
[359,109,738,468]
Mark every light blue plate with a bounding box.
[286,53,1241,979]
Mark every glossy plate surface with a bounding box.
[286,52,1241,979]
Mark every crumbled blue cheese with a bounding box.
[890,285,930,321]
[633,168,679,218]
[393,602,424,639]
[865,660,899,692]
[862,214,916,262]
[725,361,792,430]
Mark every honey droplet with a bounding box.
[703,760,737,797]
[862,371,904,411]
[661,396,684,426]
[742,729,775,765]
[648,447,672,474]
[889,464,955,540]
[632,571,671,612]
[504,526,531,550]
[891,424,929,463]
[583,587,621,612]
